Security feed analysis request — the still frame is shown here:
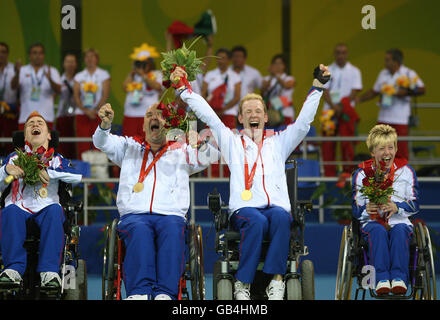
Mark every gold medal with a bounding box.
[241,189,252,201]
[133,182,144,193]
[39,187,48,198]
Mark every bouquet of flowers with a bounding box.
[359,159,395,230]
[320,109,337,136]
[8,145,54,186]
[82,82,98,93]
[160,36,205,98]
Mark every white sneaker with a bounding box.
[124,294,149,300]
[40,272,61,288]
[375,280,391,295]
[266,280,285,300]
[0,269,22,285]
[391,278,407,295]
[154,294,172,300]
[234,280,251,300]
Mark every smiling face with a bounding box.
[371,142,397,169]
[143,103,166,145]
[24,116,51,150]
[238,96,268,140]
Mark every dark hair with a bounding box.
[231,45,247,58]
[0,42,9,53]
[271,53,286,65]
[63,52,78,60]
[215,48,231,59]
[28,42,45,54]
[386,48,403,65]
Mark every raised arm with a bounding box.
[92,103,129,167]
[276,64,330,161]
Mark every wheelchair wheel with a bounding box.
[188,224,205,300]
[286,277,302,300]
[335,225,354,300]
[415,222,437,300]
[301,259,315,300]
[102,219,120,300]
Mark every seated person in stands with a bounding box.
[0,111,83,289]
[352,124,419,295]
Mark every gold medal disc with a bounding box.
[241,189,252,201]
[133,182,144,193]
[39,187,48,198]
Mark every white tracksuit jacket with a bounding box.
[92,127,219,220]
[180,87,323,215]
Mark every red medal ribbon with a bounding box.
[241,136,264,191]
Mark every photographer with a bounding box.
[122,52,163,138]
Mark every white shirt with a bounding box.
[123,71,163,118]
[181,88,323,215]
[0,148,83,213]
[373,65,424,125]
[0,62,17,105]
[323,61,362,110]
[74,67,110,115]
[18,64,61,124]
[57,73,76,118]
[203,68,241,116]
[92,127,220,219]
[262,73,295,119]
[230,64,263,98]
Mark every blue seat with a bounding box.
[69,160,91,178]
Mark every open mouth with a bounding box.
[31,128,41,136]
[250,122,259,129]
[150,122,160,132]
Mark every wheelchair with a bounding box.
[102,217,205,300]
[208,159,315,300]
[335,217,437,300]
[0,130,87,300]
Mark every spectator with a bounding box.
[11,42,61,130]
[202,48,241,129]
[122,43,163,138]
[73,48,111,159]
[321,43,362,176]
[356,49,425,160]
[261,54,296,128]
[0,42,18,155]
[230,45,263,106]
[56,53,78,159]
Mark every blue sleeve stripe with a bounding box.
[51,155,81,174]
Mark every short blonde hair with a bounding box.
[366,124,398,152]
[84,48,99,62]
[238,93,267,115]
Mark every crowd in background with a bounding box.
[0,36,425,177]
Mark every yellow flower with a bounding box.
[396,75,410,88]
[381,84,396,96]
[82,82,99,93]
[130,43,160,61]
[147,71,156,81]
[127,82,143,92]
[411,75,419,84]
[320,109,336,135]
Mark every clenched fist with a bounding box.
[313,64,331,88]
[98,103,114,130]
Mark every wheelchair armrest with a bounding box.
[297,200,313,212]
[208,189,229,231]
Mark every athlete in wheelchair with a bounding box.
[336,124,436,300]
[0,112,86,299]
[94,102,218,300]
[172,64,329,299]
[208,160,315,300]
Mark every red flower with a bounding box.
[177,108,186,117]
[162,108,171,119]
[362,177,371,187]
[170,118,180,127]
[380,178,393,190]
